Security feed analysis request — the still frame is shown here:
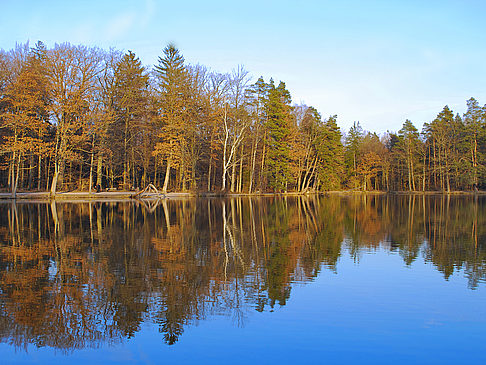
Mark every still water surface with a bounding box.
[0,195,485,364]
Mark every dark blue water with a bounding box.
[0,196,485,364]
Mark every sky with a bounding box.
[1,0,485,133]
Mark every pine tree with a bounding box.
[397,120,420,191]
[153,44,189,192]
[246,76,269,192]
[316,115,343,190]
[111,50,149,189]
[463,97,484,190]
[264,80,293,192]
[424,106,455,191]
[344,122,364,188]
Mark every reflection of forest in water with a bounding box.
[0,195,485,350]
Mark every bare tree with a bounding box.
[220,66,250,192]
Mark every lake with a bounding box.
[0,195,485,364]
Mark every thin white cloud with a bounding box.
[105,13,135,41]
[141,0,156,27]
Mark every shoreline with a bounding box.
[0,189,485,202]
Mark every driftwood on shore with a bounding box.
[131,184,166,200]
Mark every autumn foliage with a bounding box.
[1,42,485,194]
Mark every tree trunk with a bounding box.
[96,154,103,187]
[411,158,416,191]
[110,167,114,188]
[221,106,229,192]
[50,156,65,196]
[13,152,21,197]
[230,152,236,192]
[89,150,94,194]
[154,156,158,187]
[422,153,426,191]
[472,137,478,189]
[9,151,16,196]
[131,146,136,188]
[68,161,72,190]
[238,144,244,193]
[162,158,171,193]
[50,166,59,196]
[57,158,65,191]
[181,159,186,192]
[28,154,33,190]
[123,110,129,190]
[248,129,259,193]
[222,164,227,191]
[142,165,147,188]
[46,156,51,191]
[207,153,212,192]
[79,159,83,190]
[408,154,412,191]
[259,131,267,191]
[433,140,437,189]
[303,157,317,191]
[20,158,24,190]
[37,155,42,191]
[8,155,13,193]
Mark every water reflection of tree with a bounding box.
[421,196,486,288]
[0,202,122,351]
[0,195,485,350]
[342,195,486,288]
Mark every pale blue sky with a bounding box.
[1,0,485,133]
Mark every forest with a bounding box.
[0,41,485,194]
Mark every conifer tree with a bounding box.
[265,80,293,192]
[424,106,455,191]
[344,122,364,188]
[397,120,420,191]
[463,97,485,190]
[316,115,343,190]
[153,44,189,192]
[111,50,149,189]
[246,76,269,192]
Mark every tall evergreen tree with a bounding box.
[424,106,455,191]
[316,115,343,190]
[265,80,293,192]
[397,120,420,191]
[111,50,149,189]
[463,97,485,190]
[246,76,269,193]
[153,44,189,192]
[344,122,364,188]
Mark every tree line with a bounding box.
[0,41,485,194]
